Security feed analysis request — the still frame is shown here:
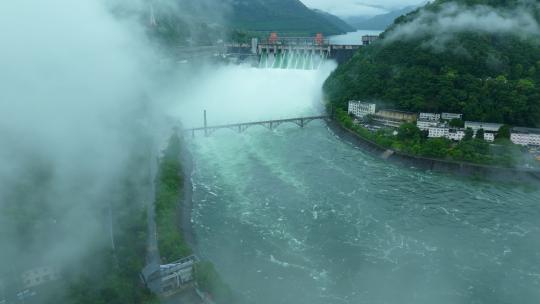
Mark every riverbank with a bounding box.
[180,136,196,251]
[174,133,243,304]
[326,119,540,182]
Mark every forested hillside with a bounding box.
[142,0,352,47]
[229,0,352,35]
[324,0,540,127]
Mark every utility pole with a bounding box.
[109,202,116,252]
[149,2,157,27]
[204,110,208,137]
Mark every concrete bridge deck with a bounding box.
[185,115,329,136]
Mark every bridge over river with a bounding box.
[185,111,329,137]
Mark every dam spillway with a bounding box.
[224,33,365,69]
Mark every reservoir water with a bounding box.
[178,65,540,304]
[329,30,383,45]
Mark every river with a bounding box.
[178,65,540,304]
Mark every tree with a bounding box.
[449,118,464,128]
[397,123,422,141]
[323,0,540,129]
[464,128,474,141]
[364,114,374,124]
[476,128,485,141]
[497,125,511,139]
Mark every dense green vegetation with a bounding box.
[67,208,158,304]
[325,0,540,128]
[334,108,526,167]
[0,138,158,303]
[195,262,238,303]
[155,133,192,262]
[143,0,353,47]
[229,0,353,36]
[66,141,158,304]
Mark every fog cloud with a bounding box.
[0,0,164,287]
[384,2,540,48]
[300,0,423,17]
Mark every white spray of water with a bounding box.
[168,62,337,128]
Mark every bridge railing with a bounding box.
[184,115,329,137]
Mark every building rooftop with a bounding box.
[512,127,540,134]
[465,121,502,126]
[378,109,416,115]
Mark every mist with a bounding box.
[0,0,339,301]
[384,1,540,48]
[167,63,337,128]
[0,0,170,300]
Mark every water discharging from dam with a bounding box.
[174,64,540,304]
[259,50,328,70]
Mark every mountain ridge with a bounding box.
[346,5,419,30]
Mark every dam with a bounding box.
[174,33,374,67]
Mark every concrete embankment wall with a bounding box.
[326,119,540,182]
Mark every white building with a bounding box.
[465,121,503,133]
[483,132,495,142]
[442,112,463,120]
[419,113,441,121]
[428,127,494,142]
[348,101,376,118]
[21,266,60,289]
[511,127,540,146]
[417,120,439,131]
[428,127,449,138]
[447,129,465,141]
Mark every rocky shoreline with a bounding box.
[326,119,540,183]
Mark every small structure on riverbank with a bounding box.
[362,35,379,45]
[141,255,199,295]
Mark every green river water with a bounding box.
[178,65,540,304]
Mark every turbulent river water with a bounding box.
[179,65,540,304]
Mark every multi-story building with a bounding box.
[417,120,439,131]
[441,112,463,120]
[21,266,60,289]
[511,127,540,146]
[373,109,417,128]
[376,109,417,122]
[465,121,503,133]
[348,101,376,118]
[419,113,441,121]
[428,127,494,142]
[447,129,465,141]
[428,127,450,138]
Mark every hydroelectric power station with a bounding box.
[228,32,370,69]
[175,32,377,68]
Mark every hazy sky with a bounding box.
[300,0,424,17]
